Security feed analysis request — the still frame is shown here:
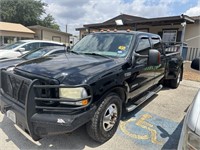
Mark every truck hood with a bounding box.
[15,53,125,84]
[188,90,200,136]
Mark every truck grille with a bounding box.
[1,70,32,105]
[0,70,93,113]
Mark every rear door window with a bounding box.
[40,42,62,47]
[22,42,40,51]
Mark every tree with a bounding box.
[0,0,60,30]
[40,14,60,31]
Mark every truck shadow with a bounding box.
[159,86,172,91]
[0,114,101,149]
[158,119,183,150]
[122,94,158,121]
[121,86,173,121]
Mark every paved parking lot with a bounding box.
[0,80,199,150]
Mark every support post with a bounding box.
[180,21,187,56]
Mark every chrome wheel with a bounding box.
[86,93,122,143]
[177,72,181,84]
[103,104,118,131]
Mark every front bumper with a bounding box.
[0,69,95,141]
[0,92,96,140]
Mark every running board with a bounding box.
[126,85,163,112]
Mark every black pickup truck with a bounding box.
[0,31,183,143]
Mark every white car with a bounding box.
[178,57,200,150]
[0,40,64,60]
[0,46,67,69]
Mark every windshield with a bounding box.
[1,41,26,50]
[71,33,134,57]
[22,48,50,60]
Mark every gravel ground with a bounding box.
[183,61,200,82]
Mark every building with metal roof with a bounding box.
[0,22,72,46]
[0,22,35,46]
[76,14,200,60]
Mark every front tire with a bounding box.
[86,93,122,143]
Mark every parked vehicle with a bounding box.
[178,57,200,150]
[0,40,65,60]
[0,31,183,143]
[0,46,66,69]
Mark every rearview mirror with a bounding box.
[191,57,200,71]
[148,49,161,66]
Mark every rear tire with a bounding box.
[169,68,182,88]
[86,93,122,143]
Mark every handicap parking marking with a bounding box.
[120,118,149,140]
[117,111,182,149]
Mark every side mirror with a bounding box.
[191,57,200,71]
[148,49,161,66]
[17,47,26,53]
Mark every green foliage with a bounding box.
[40,14,60,30]
[0,0,60,30]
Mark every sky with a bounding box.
[42,0,200,35]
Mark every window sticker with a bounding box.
[117,50,123,54]
[118,46,126,50]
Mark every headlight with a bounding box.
[187,130,200,150]
[59,87,88,106]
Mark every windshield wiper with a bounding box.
[81,52,110,58]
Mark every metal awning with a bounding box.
[84,15,195,29]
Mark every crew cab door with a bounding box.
[127,36,155,99]
[151,37,165,84]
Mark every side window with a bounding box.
[40,42,63,47]
[135,37,151,65]
[136,38,151,55]
[22,42,40,51]
[152,38,164,54]
[40,42,51,47]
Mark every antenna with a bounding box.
[66,24,68,33]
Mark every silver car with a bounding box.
[178,57,200,150]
